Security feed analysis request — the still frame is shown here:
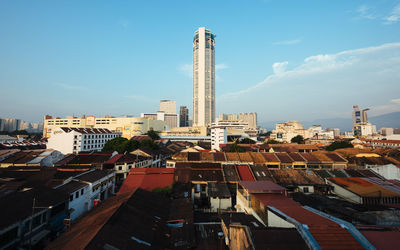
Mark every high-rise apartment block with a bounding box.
[179,106,189,127]
[239,113,257,130]
[352,105,376,136]
[352,105,369,125]
[193,27,216,127]
[159,100,176,114]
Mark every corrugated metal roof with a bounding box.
[236,165,255,181]
[239,181,286,193]
[328,177,400,197]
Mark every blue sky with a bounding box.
[1,0,400,125]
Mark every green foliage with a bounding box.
[102,137,129,153]
[152,185,172,196]
[102,137,159,153]
[125,140,141,152]
[145,130,160,140]
[326,141,354,151]
[265,139,281,144]
[140,139,159,150]
[229,142,245,152]
[291,135,305,144]
[240,138,256,144]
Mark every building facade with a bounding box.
[43,115,166,139]
[193,27,215,127]
[141,112,178,129]
[47,127,121,154]
[159,100,176,114]
[211,126,227,151]
[180,106,189,127]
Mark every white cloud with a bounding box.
[57,83,87,90]
[356,5,377,20]
[272,61,288,75]
[219,42,400,121]
[273,39,301,45]
[383,4,400,24]
[178,63,192,78]
[391,98,400,104]
[216,64,229,70]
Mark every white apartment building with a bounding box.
[56,170,115,221]
[193,27,215,127]
[43,115,166,139]
[211,126,227,151]
[159,100,176,114]
[47,127,121,154]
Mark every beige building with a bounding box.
[159,100,176,114]
[193,27,216,127]
[43,115,166,139]
[160,126,207,137]
[141,112,178,129]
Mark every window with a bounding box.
[303,187,309,193]
[75,191,79,199]
[118,166,122,170]
[81,189,84,195]
[70,195,73,202]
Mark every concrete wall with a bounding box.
[328,181,362,204]
[267,210,295,228]
[210,197,231,212]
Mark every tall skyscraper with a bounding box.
[179,106,189,127]
[352,105,369,126]
[193,27,216,127]
[159,100,176,114]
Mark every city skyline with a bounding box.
[1,1,400,123]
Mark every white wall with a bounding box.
[47,130,74,154]
[210,197,231,212]
[368,164,400,180]
[267,210,295,228]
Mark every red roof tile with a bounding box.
[118,168,174,194]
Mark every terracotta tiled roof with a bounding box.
[225,152,240,162]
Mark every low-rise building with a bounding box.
[47,127,121,154]
[327,177,400,205]
[43,115,166,139]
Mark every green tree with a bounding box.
[145,130,160,140]
[326,141,353,151]
[265,139,281,144]
[125,140,141,152]
[229,142,245,152]
[102,137,128,153]
[291,135,305,144]
[140,139,160,150]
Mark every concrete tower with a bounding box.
[193,27,215,127]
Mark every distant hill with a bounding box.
[369,112,400,129]
[260,112,400,132]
